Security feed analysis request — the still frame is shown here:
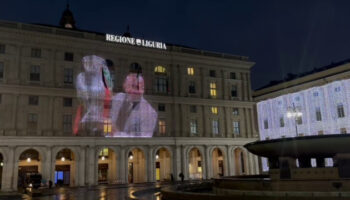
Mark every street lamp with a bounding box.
[286,102,303,137]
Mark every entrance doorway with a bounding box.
[188,148,203,179]
[128,148,145,183]
[155,148,171,181]
[98,148,117,184]
[55,148,75,186]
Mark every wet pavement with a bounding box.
[21,183,162,200]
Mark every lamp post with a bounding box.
[286,102,302,137]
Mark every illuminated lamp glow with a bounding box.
[155,154,159,160]
[61,157,65,162]
[129,155,133,160]
[27,157,31,163]
[0,162,3,166]
[101,156,105,161]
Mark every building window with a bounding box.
[296,116,302,125]
[279,117,285,127]
[0,62,3,79]
[103,119,112,136]
[130,62,142,73]
[63,98,73,107]
[64,52,74,61]
[210,82,217,98]
[341,128,347,134]
[313,92,319,97]
[189,81,196,94]
[28,113,38,130]
[211,106,218,115]
[0,44,5,54]
[28,96,39,105]
[190,120,198,135]
[64,68,73,84]
[230,72,236,79]
[264,119,268,129]
[190,105,197,113]
[233,108,239,116]
[212,120,219,135]
[209,70,216,77]
[231,85,237,97]
[99,148,109,157]
[187,67,194,75]
[30,65,40,81]
[31,48,41,58]
[315,107,322,121]
[154,77,168,93]
[158,103,165,112]
[63,114,72,133]
[233,121,240,135]
[158,119,166,135]
[335,87,341,92]
[154,66,166,74]
[337,104,345,118]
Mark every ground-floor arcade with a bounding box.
[0,137,259,192]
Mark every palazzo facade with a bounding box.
[0,10,259,191]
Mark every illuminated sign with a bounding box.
[106,34,167,50]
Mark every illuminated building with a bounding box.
[0,5,259,192]
[254,59,350,171]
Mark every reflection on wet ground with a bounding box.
[22,183,161,200]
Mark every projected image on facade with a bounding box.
[74,55,157,137]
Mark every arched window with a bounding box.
[154,66,166,74]
[154,66,168,93]
[130,63,142,74]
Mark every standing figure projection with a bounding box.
[111,73,157,137]
[74,55,113,135]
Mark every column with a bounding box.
[2,147,15,191]
[205,146,211,179]
[86,146,96,186]
[245,108,252,138]
[227,146,235,176]
[181,146,188,180]
[254,155,260,174]
[224,107,231,138]
[42,146,52,182]
[147,146,154,182]
[223,146,229,176]
[78,146,86,186]
[118,148,126,183]
[173,145,182,181]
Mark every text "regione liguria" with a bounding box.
[106,34,167,50]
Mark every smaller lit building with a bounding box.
[254,59,350,171]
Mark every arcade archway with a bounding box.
[212,148,224,178]
[128,148,146,183]
[98,148,117,184]
[17,149,41,189]
[234,148,246,175]
[55,148,76,186]
[188,148,203,180]
[155,148,171,181]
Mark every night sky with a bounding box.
[1,0,350,89]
